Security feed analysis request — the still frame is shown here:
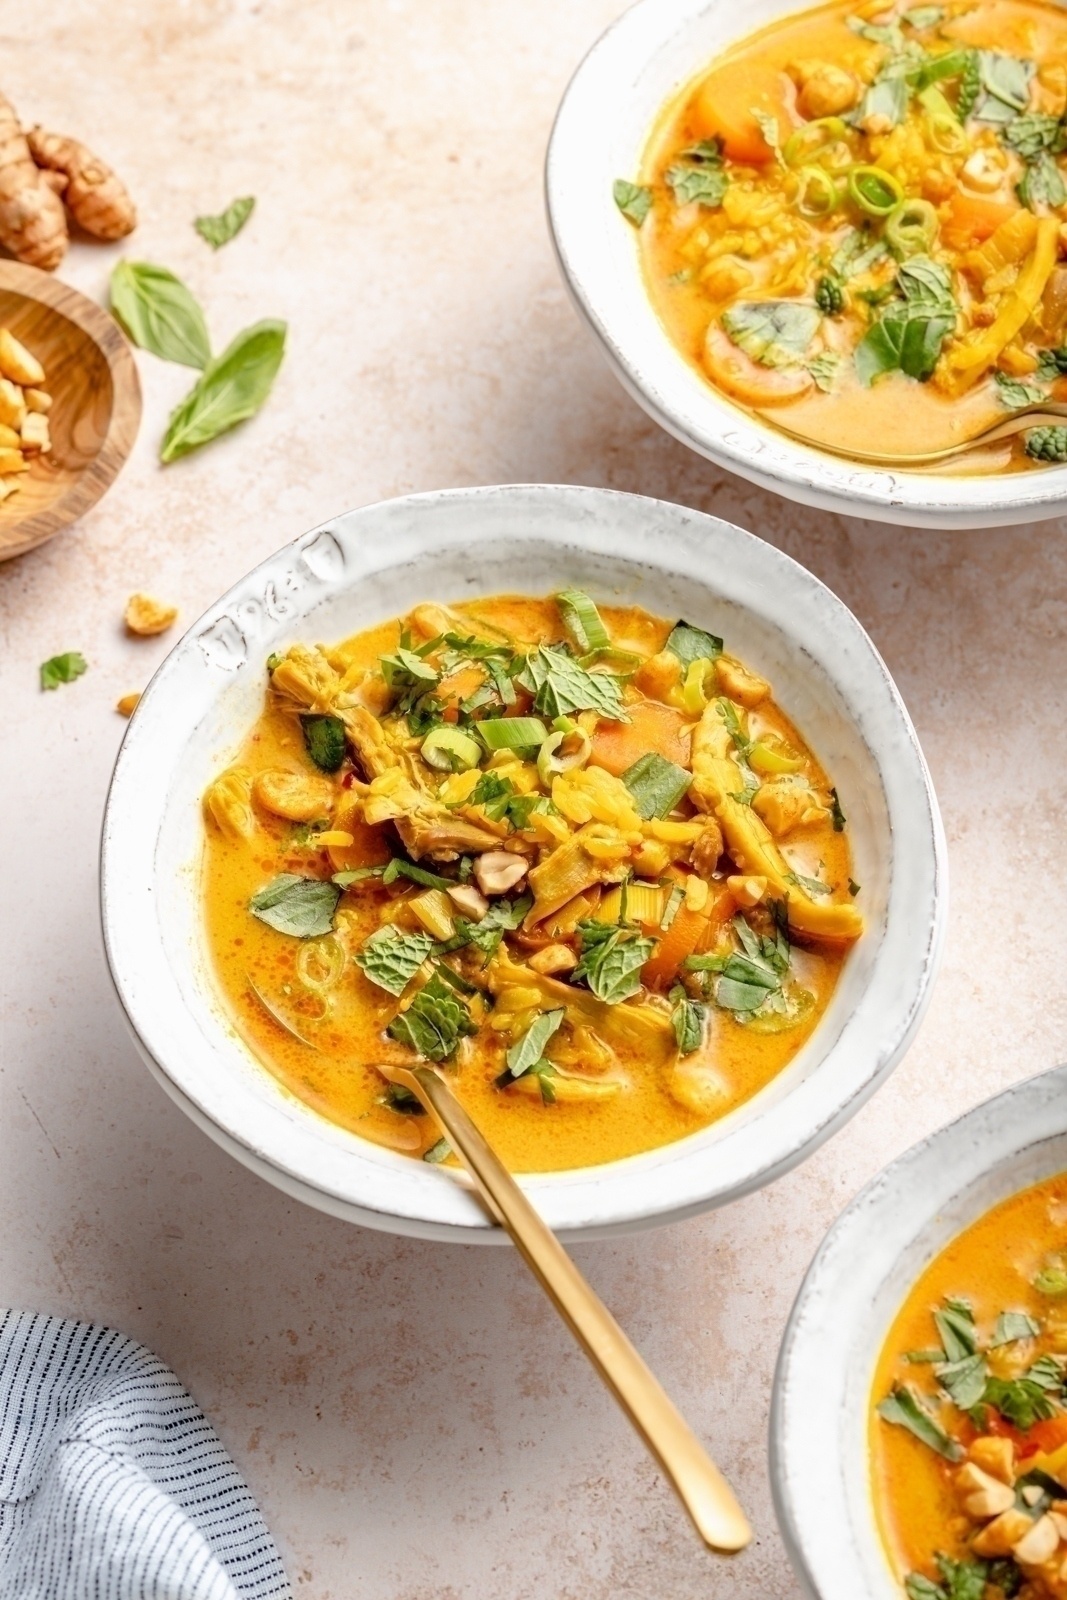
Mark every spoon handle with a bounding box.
[401,1063,752,1555]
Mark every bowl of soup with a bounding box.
[101,483,945,1240]
[772,1063,1067,1600]
[546,0,1067,528]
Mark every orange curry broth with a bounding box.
[201,596,854,1174]
[636,0,1067,471]
[871,1173,1067,1583]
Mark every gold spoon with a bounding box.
[759,400,1067,467]
[381,1061,752,1556]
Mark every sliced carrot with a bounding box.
[590,699,691,776]
[943,191,1021,251]
[1022,1415,1067,1456]
[690,63,796,166]
[327,816,393,875]
[642,888,735,991]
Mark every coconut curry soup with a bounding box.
[873,1174,1067,1600]
[615,0,1067,472]
[201,591,862,1173]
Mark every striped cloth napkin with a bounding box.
[0,1311,291,1600]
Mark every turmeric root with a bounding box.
[27,127,135,241]
[0,95,67,270]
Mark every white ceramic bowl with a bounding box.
[101,483,946,1242]
[771,1064,1067,1600]
[546,0,1067,530]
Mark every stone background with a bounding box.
[3,1,1066,1595]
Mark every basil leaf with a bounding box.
[573,922,655,1004]
[671,993,706,1055]
[934,1298,978,1362]
[992,1310,1040,1346]
[467,772,514,819]
[785,869,832,898]
[613,180,652,226]
[983,1374,1059,1429]
[40,650,87,691]
[194,195,255,250]
[937,1353,988,1410]
[506,1008,566,1077]
[665,621,723,665]
[667,163,728,207]
[680,138,724,165]
[386,972,477,1061]
[354,925,434,996]
[300,713,346,772]
[1027,1354,1064,1391]
[249,873,341,937]
[855,255,956,384]
[1026,425,1067,462]
[721,300,821,367]
[110,260,212,370]
[905,1576,945,1600]
[807,351,841,392]
[877,1386,964,1460]
[857,70,909,130]
[464,894,532,963]
[1018,150,1067,211]
[161,318,287,463]
[520,644,629,721]
[621,753,692,819]
[381,858,453,891]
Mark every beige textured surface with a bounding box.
[2,2,1067,1596]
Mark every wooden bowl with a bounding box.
[0,262,141,562]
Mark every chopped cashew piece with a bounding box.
[474,851,528,896]
[727,874,767,908]
[528,944,578,976]
[968,1435,1015,1485]
[115,691,141,717]
[125,593,179,636]
[446,883,489,920]
[0,329,43,385]
[1014,1513,1059,1565]
[19,412,49,452]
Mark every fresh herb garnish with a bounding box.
[877,1385,965,1460]
[381,857,454,892]
[905,1554,1006,1600]
[854,256,957,385]
[519,644,629,721]
[354,925,434,996]
[613,180,652,226]
[300,713,346,772]
[556,589,610,653]
[992,1311,1040,1346]
[1037,346,1067,379]
[462,894,533,964]
[387,971,477,1061]
[670,990,707,1055]
[994,371,1046,409]
[982,1374,1060,1429]
[903,5,944,27]
[1003,113,1067,160]
[110,259,211,369]
[40,651,88,691]
[194,195,255,250]
[1026,426,1067,463]
[382,1082,425,1115]
[785,869,833,898]
[249,873,341,937]
[807,351,841,392]
[160,318,287,462]
[1017,150,1067,212]
[829,787,847,831]
[467,772,514,819]
[621,753,692,819]
[423,1137,451,1163]
[666,162,728,207]
[506,1008,566,1078]
[664,621,723,666]
[971,50,1034,123]
[857,67,910,131]
[573,921,655,1004]
[716,697,753,759]
[721,300,821,368]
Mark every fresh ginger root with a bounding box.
[27,126,135,241]
[0,95,67,270]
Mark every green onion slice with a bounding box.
[556,589,610,653]
[783,117,850,168]
[796,166,842,218]
[536,727,592,787]
[885,197,939,257]
[477,717,550,751]
[848,165,904,217]
[421,726,483,772]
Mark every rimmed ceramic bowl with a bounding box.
[545,0,1067,530]
[771,1064,1067,1599]
[101,483,946,1242]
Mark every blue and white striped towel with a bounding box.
[0,1311,291,1600]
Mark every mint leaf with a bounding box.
[613,180,652,226]
[664,621,723,665]
[387,972,477,1061]
[721,300,821,367]
[1018,150,1067,211]
[573,922,655,1004]
[1003,113,1067,160]
[807,351,841,392]
[249,874,341,937]
[519,644,629,721]
[40,651,87,691]
[354,925,434,996]
[666,162,728,207]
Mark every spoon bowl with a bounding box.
[762,401,1067,468]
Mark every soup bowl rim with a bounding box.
[544,0,1067,531]
[770,1063,1067,1600]
[100,481,946,1241]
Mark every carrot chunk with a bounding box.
[690,63,796,166]
[590,699,691,776]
